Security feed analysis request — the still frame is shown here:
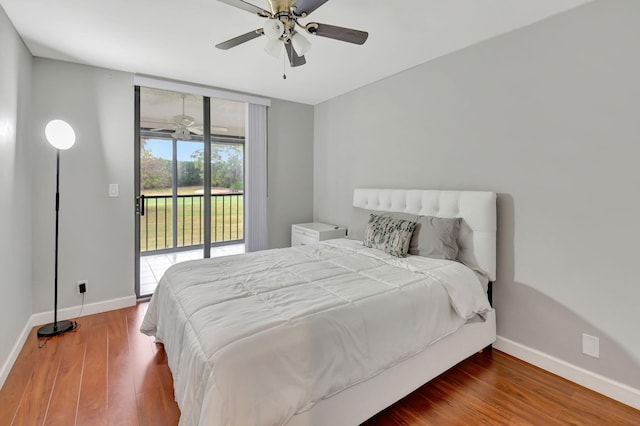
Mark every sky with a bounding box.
[145,138,201,162]
[145,138,242,162]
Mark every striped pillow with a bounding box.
[363,214,417,257]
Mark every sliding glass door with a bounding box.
[134,87,246,298]
[209,98,245,247]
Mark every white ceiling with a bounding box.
[1,0,591,105]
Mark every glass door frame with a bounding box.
[134,87,213,299]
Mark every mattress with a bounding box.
[140,238,492,425]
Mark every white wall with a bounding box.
[31,59,136,314]
[267,99,314,248]
[0,5,34,384]
[314,0,640,390]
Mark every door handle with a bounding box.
[136,194,145,216]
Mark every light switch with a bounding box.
[109,184,119,197]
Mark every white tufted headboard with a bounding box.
[353,189,497,281]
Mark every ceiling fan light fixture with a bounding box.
[172,127,191,140]
[291,32,312,56]
[264,39,283,58]
[263,18,284,40]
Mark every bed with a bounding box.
[141,188,497,425]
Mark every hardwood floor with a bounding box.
[0,303,180,426]
[1,303,638,425]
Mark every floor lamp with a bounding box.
[37,119,78,338]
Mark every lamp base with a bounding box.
[37,320,76,338]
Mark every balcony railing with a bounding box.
[140,193,244,252]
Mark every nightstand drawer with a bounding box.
[291,229,318,246]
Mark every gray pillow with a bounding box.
[346,207,373,241]
[363,214,417,257]
[409,216,461,260]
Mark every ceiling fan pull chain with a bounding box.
[283,50,287,79]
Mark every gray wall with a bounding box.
[314,0,640,389]
[267,99,314,248]
[31,59,136,314]
[0,6,34,377]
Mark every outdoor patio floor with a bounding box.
[140,243,245,296]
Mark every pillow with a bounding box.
[348,208,419,241]
[363,214,417,257]
[346,207,373,241]
[408,216,461,260]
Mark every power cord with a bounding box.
[38,293,85,349]
[37,296,84,349]
[37,321,80,348]
[78,292,85,318]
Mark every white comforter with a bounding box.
[140,239,491,426]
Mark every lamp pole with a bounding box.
[37,120,77,338]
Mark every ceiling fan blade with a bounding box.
[149,126,176,132]
[307,23,368,45]
[285,42,306,67]
[292,0,328,17]
[188,126,204,136]
[217,0,271,17]
[216,29,264,50]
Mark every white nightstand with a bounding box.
[291,222,346,246]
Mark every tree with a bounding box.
[140,139,172,190]
[190,144,243,190]
[178,161,202,187]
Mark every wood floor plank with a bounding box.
[452,359,566,425]
[565,389,640,425]
[126,306,163,396]
[76,323,109,426]
[126,307,180,424]
[44,341,86,425]
[2,302,639,426]
[10,335,63,425]
[464,352,637,425]
[0,328,40,425]
[105,310,139,426]
[430,371,515,425]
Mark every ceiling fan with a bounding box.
[150,117,202,140]
[148,97,228,140]
[215,0,368,68]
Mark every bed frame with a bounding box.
[288,188,497,426]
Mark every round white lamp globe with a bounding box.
[45,120,76,150]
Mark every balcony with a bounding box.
[139,192,245,296]
[140,192,243,252]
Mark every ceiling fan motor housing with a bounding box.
[271,12,296,41]
[267,0,294,14]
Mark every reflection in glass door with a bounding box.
[177,139,205,248]
[209,97,245,252]
[135,88,246,298]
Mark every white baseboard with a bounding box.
[494,336,640,410]
[0,319,33,389]
[0,295,137,389]
[31,295,137,327]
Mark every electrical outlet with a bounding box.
[582,333,599,358]
[77,280,88,294]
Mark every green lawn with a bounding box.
[140,187,243,252]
